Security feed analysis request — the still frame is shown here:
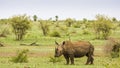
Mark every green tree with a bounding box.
[11,15,31,40]
[83,18,87,23]
[93,15,113,39]
[112,17,117,22]
[65,18,74,27]
[33,15,37,21]
[0,19,11,37]
[55,15,58,21]
[39,20,49,36]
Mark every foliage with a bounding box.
[10,15,31,40]
[55,15,58,21]
[0,19,11,37]
[33,15,38,21]
[73,21,81,28]
[104,38,120,58]
[82,29,90,35]
[50,31,61,37]
[39,20,50,36]
[11,49,29,63]
[93,15,113,39]
[65,18,75,27]
[49,57,62,63]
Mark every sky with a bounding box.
[0,0,120,20]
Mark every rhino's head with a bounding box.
[54,41,65,57]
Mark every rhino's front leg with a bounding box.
[64,55,69,65]
[70,55,74,65]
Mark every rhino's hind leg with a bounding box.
[85,56,91,65]
[90,56,94,64]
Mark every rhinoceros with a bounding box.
[54,40,94,65]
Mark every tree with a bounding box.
[39,20,49,36]
[55,15,58,21]
[83,18,87,23]
[112,17,117,22]
[33,15,37,21]
[11,15,31,40]
[0,19,11,37]
[65,18,74,27]
[93,15,113,39]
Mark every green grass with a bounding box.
[0,22,120,68]
[0,54,120,68]
[0,44,120,68]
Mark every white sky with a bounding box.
[0,0,120,20]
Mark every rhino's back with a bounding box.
[64,41,92,57]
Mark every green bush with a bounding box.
[39,20,50,36]
[0,19,11,37]
[93,15,113,39]
[50,31,61,37]
[49,57,62,63]
[111,52,119,58]
[11,15,31,40]
[11,49,29,63]
[82,29,90,35]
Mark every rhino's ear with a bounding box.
[55,41,59,45]
[62,41,65,45]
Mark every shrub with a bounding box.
[49,57,62,63]
[10,15,31,40]
[104,38,120,58]
[0,19,11,37]
[39,20,50,36]
[50,31,61,37]
[73,22,81,28]
[65,18,75,27]
[93,15,113,39]
[82,29,90,35]
[11,49,29,63]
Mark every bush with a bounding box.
[49,57,62,63]
[0,20,11,37]
[93,15,113,39]
[82,29,90,35]
[39,20,50,36]
[50,31,61,37]
[65,18,75,27]
[11,49,29,63]
[104,38,120,58]
[11,15,31,40]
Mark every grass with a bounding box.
[0,22,120,68]
[0,44,120,68]
[1,54,119,68]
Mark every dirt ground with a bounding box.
[0,46,105,57]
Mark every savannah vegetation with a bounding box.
[0,14,120,68]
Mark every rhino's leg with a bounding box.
[85,53,91,65]
[64,55,69,65]
[70,55,74,65]
[86,57,90,65]
[90,56,94,64]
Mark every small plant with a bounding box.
[50,31,61,37]
[11,49,29,63]
[111,52,119,58]
[82,29,90,35]
[49,57,62,63]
